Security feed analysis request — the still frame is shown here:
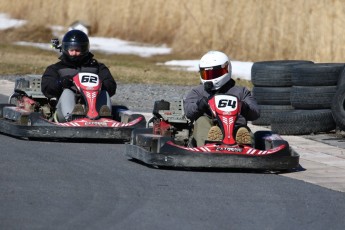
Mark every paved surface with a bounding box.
[249,125,345,193]
[1,79,345,193]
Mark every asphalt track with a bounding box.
[1,94,345,230]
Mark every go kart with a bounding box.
[0,74,145,141]
[126,94,299,170]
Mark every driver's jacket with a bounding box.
[41,53,116,99]
[183,79,260,125]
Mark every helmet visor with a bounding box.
[199,62,229,80]
[62,42,89,54]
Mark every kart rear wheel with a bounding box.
[0,104,16,118]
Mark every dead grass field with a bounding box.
[0,42,252,88]
[0,42,203,86]
[1,0,345,62]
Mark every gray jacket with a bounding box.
[184,79,260,125]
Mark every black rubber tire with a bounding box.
[336,66,345,87]
[112,105,129,121]
[271,109,335,135]
[253,130,273,150]
[291,63,344,86]
[252,86,291,105]
[290,85,337,109]
[331,86,345,131]
[251,104,294,126]
[251,60,313,87]
[0,104,16,118]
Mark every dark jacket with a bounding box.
[41,53,117,99]
[184,79,260,125]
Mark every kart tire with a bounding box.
[253,131,274,150]
[136,133,170,153]
[0,104,16,118]
[252,86,291,105]
[271,109,335,135]
[28,112,53,126]
[129,128,153,145]
[251,104,294,126]
[291,63,344,86]
[112,105,129,121]
[251,60,313,87]
[290,85,337,109]
[331,86,345,131]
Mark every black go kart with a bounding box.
[126,94,300,170]
[0,74,145,141]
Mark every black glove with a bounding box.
[60,76,74,88]
[196,97,209,111]
[241,101,249,116]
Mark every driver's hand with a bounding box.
[196,97,209,111]
[60,75,73,88]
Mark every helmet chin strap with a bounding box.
[204,81,214,93]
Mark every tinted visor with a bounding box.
[199,62,229,80]
[62,42,89,54]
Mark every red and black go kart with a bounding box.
[126,94,299,170]
[0,74,145,141]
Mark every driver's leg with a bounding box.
[56,89,76,122]
[97,90,112,116]
[193,115,213,146]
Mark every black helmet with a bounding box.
[61,30,90,61]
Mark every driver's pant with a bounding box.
[56,89,112,122]
[56,89,75,122]
[192,115,213,147]
[192,115,248,147]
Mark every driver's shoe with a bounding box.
[71,104,85,115]
[99,105,112,117]
[207,126,223,141]
[235,127,252,145]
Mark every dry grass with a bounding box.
[0,42,202,86]
[1,0,345,62]
[0,42,253,89]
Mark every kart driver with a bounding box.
[41,29,117,122]
[184,50,260,147]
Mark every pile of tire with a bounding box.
[331,68,345,132]
[251,60,344,135]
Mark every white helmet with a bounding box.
[199,51,232,91]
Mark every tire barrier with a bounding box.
[251,60,313,87]
[251,60,313,126]
[271,109,336,135]
[331,86,345,131]
[251,61,344,135]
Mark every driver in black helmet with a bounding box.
[41,29,117,122]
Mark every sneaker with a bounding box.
[71,104,85,115]
[207,126,223,141]
[99,105,112,117]
[235,127,252,145]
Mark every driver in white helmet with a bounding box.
[184,51,260,147]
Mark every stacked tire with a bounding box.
[251,61,344,135]
[251,60,312,126]
[331,68,345,131]
[271,63,343,135]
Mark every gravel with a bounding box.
[0,75,194,113]
[114,83,194,112]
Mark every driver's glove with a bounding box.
[60,75,73,88]
[196,96,209,112]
